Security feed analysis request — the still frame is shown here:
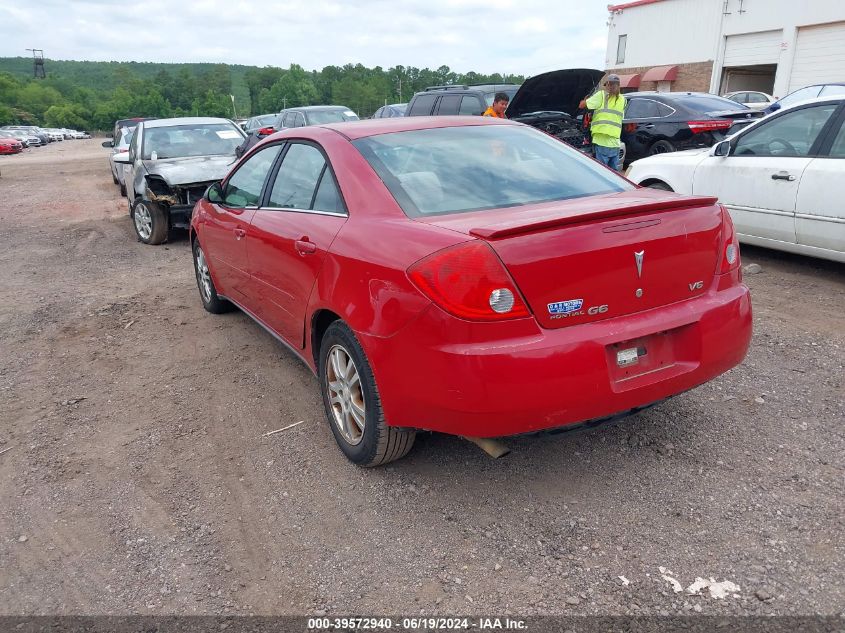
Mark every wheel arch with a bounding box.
[638,177,674,191]
[310,308,343,367]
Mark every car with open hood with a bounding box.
[114,117,246,244]
[505,68,603,151]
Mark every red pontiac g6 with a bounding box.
[189,116,752,466]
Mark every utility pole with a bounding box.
[25,49,46,79]
[397,77,402,102]
[229,94,237,119]
[283,96,287,110]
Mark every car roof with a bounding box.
[314,115,515,141]
[773,94,845,111]
[626,91,729,98]
[143,117,234,129]
[284,105,351,112]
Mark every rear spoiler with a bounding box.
[469,195,719,239]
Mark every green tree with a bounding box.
[259,65,319,111]
[44,103,91,129]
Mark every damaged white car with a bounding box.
[115,117,246,244]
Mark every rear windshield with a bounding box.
[353,125,631,217]
[307,109,359,124]
[142,123,243,160]
[675,95,749,113]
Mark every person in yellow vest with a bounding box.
[483,92,509,118]
[580,74,626,170]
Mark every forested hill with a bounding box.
[0,57,523,131]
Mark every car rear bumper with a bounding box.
[360,281,752,438]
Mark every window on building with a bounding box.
[616,35,627,65]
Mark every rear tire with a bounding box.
[131,200,168,245]
[120,182,127,197]
[112,171,119,185]
[646,181,673,191]
[319,321,416,467]
[648,140,676,156]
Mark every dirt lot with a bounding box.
[0,140,843,617]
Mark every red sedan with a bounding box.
[190,116,752,466]
[0,137,24,154]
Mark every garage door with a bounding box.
[724,30,783,67]
[789,22,845,92]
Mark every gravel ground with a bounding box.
[0,140,842,617]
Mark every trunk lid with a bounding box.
[418,191,723,329]
[507,68,605,119]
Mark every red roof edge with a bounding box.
[608,0,667,11]
[617,74,641,88]
[641,65,679,82]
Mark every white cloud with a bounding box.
[0,0,609,76]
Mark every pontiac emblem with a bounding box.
[634,250,645,278]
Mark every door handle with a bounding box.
[295,239,317,256]
[234,228,247,240]
[771,172,795,181]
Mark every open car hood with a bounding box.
[143,155,237,186]
[507,68,605,119]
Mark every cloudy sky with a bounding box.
[0,0,611,76]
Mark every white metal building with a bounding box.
[605,0,845,97]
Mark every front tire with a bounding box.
[131,200,168,245]
[120,181,127,197]
[192,239,231,314]
[319,321,415,467]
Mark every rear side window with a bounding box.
[408,94,437,116]
[677,94,749,113]
[312,171,343,213]
[626,99,659,119]
[354,125,630,217]
[436,95,461,115]
[828,120,845,158]
[268,144,326,210]
[459,96,483,115]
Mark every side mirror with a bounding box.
[102,140,114,148]
[257,126,275,137]
[206,182,224,203]
[712,140,731,157]
[113,152,131,164]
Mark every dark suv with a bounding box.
[405,70,623,162]
[405,84,521,117]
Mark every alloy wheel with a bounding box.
[325,345,366,445]
[134,203,153,240]
[195,245,213,303]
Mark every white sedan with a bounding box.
[723,91,775,111]
[626,95,845,263]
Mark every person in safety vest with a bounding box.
[483,92,509,118]
[579,74,626,171]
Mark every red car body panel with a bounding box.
[0,138,24,154]
[191,117,752,438]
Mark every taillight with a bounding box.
[688,119,733,134]
[408,241,530,321]
[718,205,740,274]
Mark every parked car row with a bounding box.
[1,125,91,145]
